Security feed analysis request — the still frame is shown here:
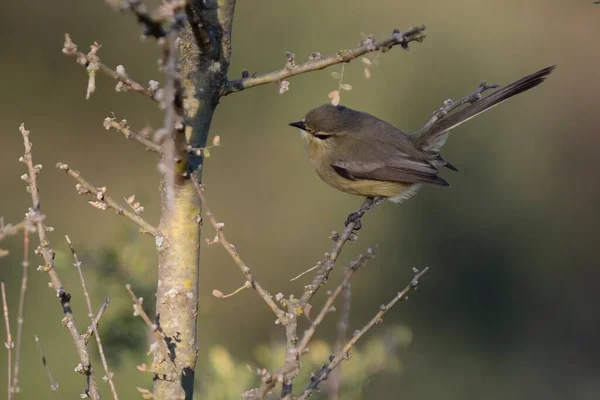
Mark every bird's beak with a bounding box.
[288,121,306,130]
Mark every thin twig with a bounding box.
[82,297,111,345]
[11,229,30,395]
[19,124,100,400]
[328,279,352,400]
[1,282,13,400]
[297,267,430,400]
[103,117,161,153]
[125,284,175,376]
[34,335,62,398]
[56,162,160,237]
[0,216,40,242]
[194,182,286,321]
[62,33,159,101]
[66,236,119,400]
[222,26,427,96]
[297,248,375,355]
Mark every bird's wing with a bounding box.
[331,151,449,187]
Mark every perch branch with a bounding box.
[297,267,429,400]
[19,124,100,400]
[222,25,427,96]
[56,162,160,237]
[194,182,286,321]
[298,198,372,309]
[66,236,119,400]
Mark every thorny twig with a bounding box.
[297,267,429,400]
[34,335,62,398]
[56,162,160,237]
[19,124,100,400]
[222,26,427,96]
[66,236,119,400]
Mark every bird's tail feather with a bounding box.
[410,66,555,153]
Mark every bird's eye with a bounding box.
[313,133,330,140]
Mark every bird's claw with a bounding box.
[345,211,363,230]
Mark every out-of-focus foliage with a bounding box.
[199,325,412,399]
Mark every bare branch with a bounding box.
[62,33,159,101]
[222,25,427,96]
[34,335,62,398]
[56,162,160,237]
[11,229,30,395]
[19,124,100,400]
[297,247,375,355]
[194,182,286,321]
[66,236,119,400]
[125,284,176,380]
[0,216,40,242]
[297,267,430,400]
[103,117,161,153]
[1,282,14,400]
[82,297,110,346]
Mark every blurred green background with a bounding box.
[1,0,599,399]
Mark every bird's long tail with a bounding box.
[410,66,555,154]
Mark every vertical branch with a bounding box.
[19,125,100,400]
[66,236,119,400]
[153,1,236,399]
[1,282,13,400]
[12,229,30,395]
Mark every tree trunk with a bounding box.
[153,1,235,399]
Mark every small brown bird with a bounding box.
[289,66,554,226]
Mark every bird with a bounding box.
[288,66,555,227]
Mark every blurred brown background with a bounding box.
[1,0,599,399]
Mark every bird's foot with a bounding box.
[345,211,364,230]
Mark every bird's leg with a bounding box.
[345,196,386,230]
